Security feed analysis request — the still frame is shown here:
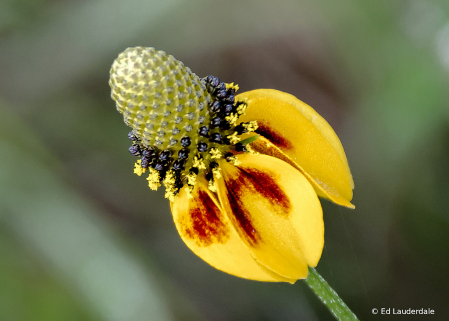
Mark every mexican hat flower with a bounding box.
[109,47,354,283]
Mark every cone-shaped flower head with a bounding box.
[109,47,354,283]
[110,47,252,199]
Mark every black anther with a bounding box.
[198,126,209,137]
[172,160,185,171]
[155,162,164,171]
[234,124,248,135]
[129,144,141,156]
[216,89,227,98]
[141,157,150,168]
[210,117,222,127]
[210,77,220,87]
[142,148,156,158]
[159,150,171,161]
[178,149,189,160]
[226,95,235,104]
[210,133,222,143]
[210,101,221,112]
[205,171,213,181]
[128,131,138,141]
[234,142,247,152]
[180,136,191,147]
[197,142,208,152]
[224,104,234,114]
[224,152,234,162]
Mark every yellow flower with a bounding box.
[109,47,354,283]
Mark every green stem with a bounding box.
[305,267,359,321]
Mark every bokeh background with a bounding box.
[1,0,449,320]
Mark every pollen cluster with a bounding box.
[109,47,257,200]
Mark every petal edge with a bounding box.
[171,177,288,282]
[237,89,354,208]
[216,154,324,280]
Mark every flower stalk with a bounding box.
[305,267,359,321]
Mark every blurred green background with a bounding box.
[1,0,448,320]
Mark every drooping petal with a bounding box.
[215,154,324,280]
[250,135,355,209]
[171,176,293,282]
[237,89,354,208]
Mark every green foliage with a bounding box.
[1,0,448,319]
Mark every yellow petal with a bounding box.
[216,154,324,280]
[237,89,354,208]
[171,176,292,282]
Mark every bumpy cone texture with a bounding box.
[109,47,256,198]
[109,47,211,150]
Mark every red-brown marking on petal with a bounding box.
[256,121,293,150]
[224,167,292,246]
[184,190,229,247]
[225,182,260,246]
